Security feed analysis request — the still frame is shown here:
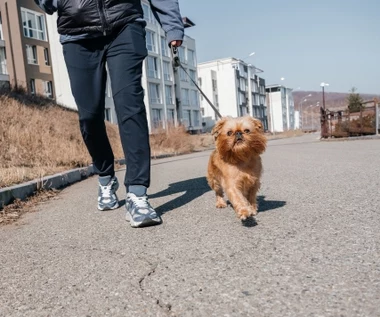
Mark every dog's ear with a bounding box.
[211,117,228,139]
[249,116,264,133]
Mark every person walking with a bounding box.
[34,0,185,227]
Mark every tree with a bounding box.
[347,87,363,112]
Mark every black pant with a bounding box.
[62,22,151,189]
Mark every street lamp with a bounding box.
[320,82,329,110]
[320,82,329,138]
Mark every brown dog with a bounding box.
[207,115,267,220]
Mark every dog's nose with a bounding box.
[235,131,243,139]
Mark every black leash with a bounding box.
[171,46,223,120]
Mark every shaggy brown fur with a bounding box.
[207,115,267,220]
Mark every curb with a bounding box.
[0,138,295,210]
[0,165,94,210]
[0,151,206,210]
[319,135,380,142]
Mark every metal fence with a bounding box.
[320,99,380,138]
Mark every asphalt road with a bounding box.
[1,134,379,317]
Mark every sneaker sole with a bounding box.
[125,212,162,228]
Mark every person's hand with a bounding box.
[170,40,182,47]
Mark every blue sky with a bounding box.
[179,0,380,94]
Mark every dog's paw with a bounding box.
[237,206,256,220]
[216,198,227,208]
[249,205,258,217]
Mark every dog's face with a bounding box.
[212,115,267,161]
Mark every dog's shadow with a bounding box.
[149,177,287,222]
[228,196,287,227]
[149,176,210,215]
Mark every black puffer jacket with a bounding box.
[56,0,143,35]
[35,0,184,44]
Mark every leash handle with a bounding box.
[171,45,181,68]
[170,44,222,120]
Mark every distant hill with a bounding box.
[293,91,380,111]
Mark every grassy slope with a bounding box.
[0,93,125,188]
[0,91,215,188]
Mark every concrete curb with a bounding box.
[0,138,300,210]
[0,149,211,210]
[319,135,380,142]
[0,165,94,209]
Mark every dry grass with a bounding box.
[0,90,213,189]
[0,88,304,190]
[149,125,214,157]
[0,92,124,188]
[0,188,59,225]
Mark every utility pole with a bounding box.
[320,82,329,138]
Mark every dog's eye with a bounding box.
[227,131,233,136]
[244,129,250,133]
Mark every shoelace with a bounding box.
[130,195,150,209]
[101,184,113,198]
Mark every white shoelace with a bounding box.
[101,185,113,198]
[130,195,150,209]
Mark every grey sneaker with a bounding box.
[125,193,162,228]
[97,176,120,211]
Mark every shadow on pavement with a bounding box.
[257,196,286,213]
[149,176,211,215]
[150,177,287,217]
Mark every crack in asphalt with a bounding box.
[138,262,176,316]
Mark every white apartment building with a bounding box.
[266,84,295,132]
[45,1,201,133]
[197,58,268,132]
[0,17,9,87]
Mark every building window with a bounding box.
[146,30,156,53]
[0,15,3,40]
[167,109,175,126]
[181,88,189,106]
[105,108,111,121]
[163,61,172,81]
[190,90,199,106]
[187,49,195,66]
[151,108,162,128]
[44,47,50,66]
[142,3,155,24]
[193,110,200,126]
[21,8,47,41]
[189,69,196,86]
[30,79,35,95]
[0,47,7,75]
[183,110,191,127]
[165,85,173,105]
[178,46,186,63]
[149,83,161,104]
[26,45,38,64]
[161,37,169,57]
[180,68,188,82]
[212,79,217,91]
[215,94,219,108]
[43,81,53,98]
[147,56,159,79]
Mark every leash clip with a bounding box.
[171,45,181,68]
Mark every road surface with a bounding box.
[1,134,379,317]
